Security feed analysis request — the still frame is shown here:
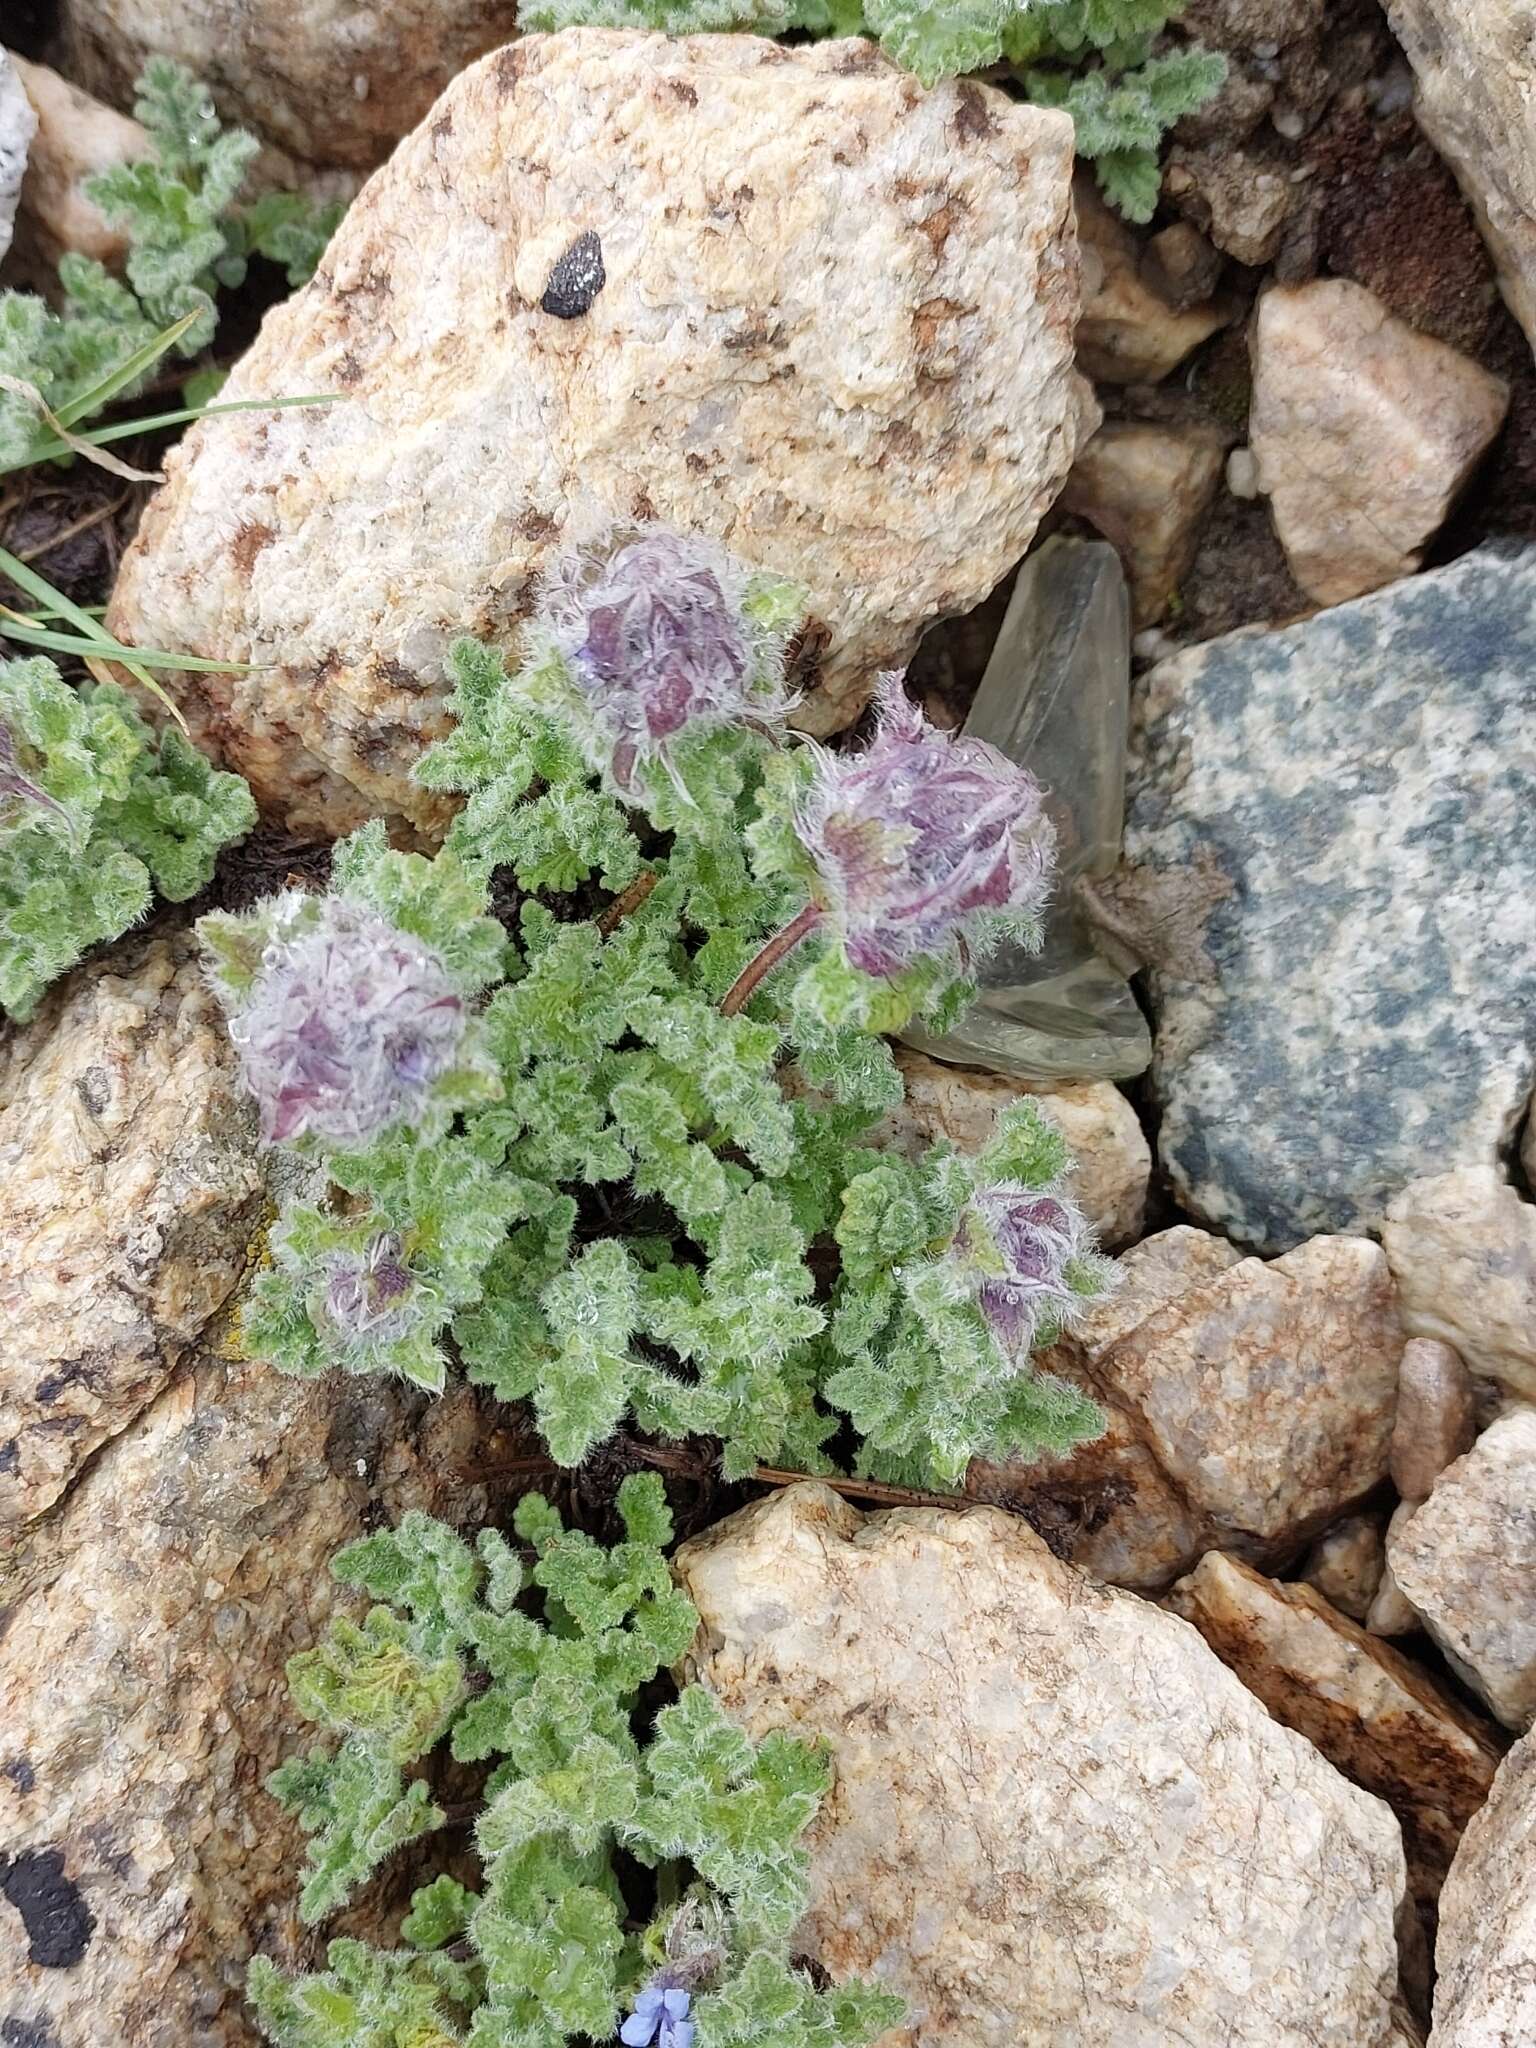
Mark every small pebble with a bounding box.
[1390,1337,1477,1503]
[1226,448,1260,499]
[541,229,606,319]
[1366,1502,1422,1636]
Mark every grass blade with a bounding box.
[51,311,200,429]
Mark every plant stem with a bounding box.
[598,867,659,935]
[751,1466,976,1512]
[720,901,823,1016]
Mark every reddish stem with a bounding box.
[720,901,824,1016]
[598,867,659,935]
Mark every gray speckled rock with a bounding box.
[1124,544,1536,1253]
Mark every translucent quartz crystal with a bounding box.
[902,536,1152,1083]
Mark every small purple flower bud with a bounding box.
[224,894,468,1147]
[0,719,66,830]
[794,673,1054,979]
[620,1983,694,2048]
[951,1183,1092,1359]
[538,525,793,786]
[319,1231,423,1348]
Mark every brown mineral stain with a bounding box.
[229,522,276,584]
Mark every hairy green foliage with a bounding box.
[0,59,341,468]
[517,0,1222,217]
[251,1479,902,2048]
[210,599,1114,1485]
[0,654,254,1016]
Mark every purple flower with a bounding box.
[620,1984,694,2048]
[539,526,792,786]
[319,1231,424,1348]
[794,673,1054,979]
[951,1183,1091,1359]
[0,720,66,831]
[224,894,468,1147]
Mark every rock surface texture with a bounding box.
[1383,1171,1536,1403]
[1431,1720,1536,2047]
[60,0,521,171]
[106,31,1093,835]
[1388,1411,1536,1732]
[1390,1337,1478,1504]
[0,47,35,264]
[0,1360,520,2048]
[675,1484,1407,2047]
[1249,280,1507,606]
[1168,1550,1503,1902]
[1125,545,1536,1253]
[1060,419,1226,626]
[0,932,263,1530]
[877,1048,1149,1246]
[9,51,143,270]
[970,1224,1402,1589]
[1385,0,1536,356]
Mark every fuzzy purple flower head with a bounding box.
[951,1183,1094,1360]
[620,1983,694,2048]
[538,526,795,787]
[319,1231,425,1349]
[224,894,469,1147]
[795,673,1054,979]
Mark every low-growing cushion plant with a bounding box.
[249,1475,903,2048]
[202,522,1116,1488]
[517,0,1225,220]
[0,652,255,1016]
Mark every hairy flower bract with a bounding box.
[952,1185,1094,1359]
[224,895,470,1146]
[796,672,1055,979]
[534,525,797,788]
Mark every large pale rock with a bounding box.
[877,1047,1149,1247]
[1383,1171,1536,1404]
[1432,1720,1536,2047]
[60,0,519,172]
[1059,419,1226,626]
[1168,1551,1504,1902]
[1384,0,1536,359]
[675,1484,1407,2047]
[1125,546,1536,1253]
[0,47,35,264]
[0,933,263,1531]
[1388,1411,1536,1732]
[1249,280,1508,606]
[1391,1337,1478,1504]
[971,1225,1402,1588]
[0,1357,524,2047]
[106,32,1093,836]
[1074,175,1234,383]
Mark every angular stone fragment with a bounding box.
[1383,1171,1536,1404]
[105,32,1093,834]
[1168,1551,1504,1902]
[876,1048,1149,1247]
[1391,1337,1478,1504]
[1249,280,1508,606]
[1384,0,1536,358]
[60,0,519,171]
[1074,176,1234,383]
[0,1359,522,2048]
[1125,546,1536,1253]
[1302,1513,1387,1624]
[0,47,35,264]
[1368,1502,1424,1640]
[972,1226,1401,1588]
[1388,1411,1536,1732]
[1431,1719,1536,2047]
[1094,1233,1403,1556]
[0,932,263,1531]
[675,1484,1407,2048]
[1060,419,1226,625]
